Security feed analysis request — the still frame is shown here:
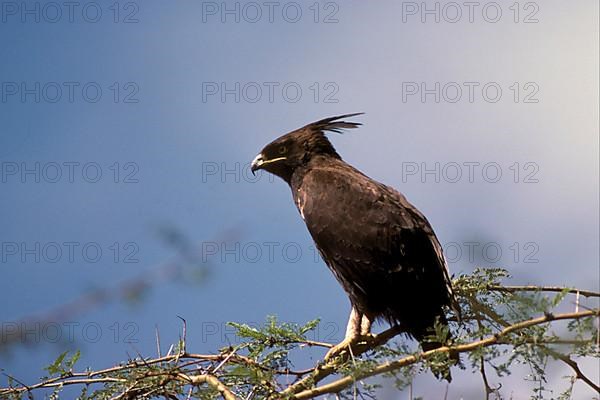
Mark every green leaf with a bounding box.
[45,351,69,376]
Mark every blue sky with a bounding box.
[0,1,598,398]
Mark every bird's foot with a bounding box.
[324,333,377,362]
[324,338,353,361]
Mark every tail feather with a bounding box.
[416,315,459,382]
[421,340,458,382]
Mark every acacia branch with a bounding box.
[540,345,600,393]
[1,283,598,399]
[177,373,238,400]
[477,319,500,400]
[488,285,600,298]
[0,351,268,397]
[290,309,599,399]
[479,358,500,400]
[280,325,405,397]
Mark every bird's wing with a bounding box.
[294,161,459,320]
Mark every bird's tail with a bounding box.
[420,339,459,382]
[415,315,459,382]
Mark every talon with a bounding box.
[324,338,355,361]
[324,334,376,361]
[360,333,376,343]
[326,309,376,362]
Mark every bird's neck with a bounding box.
[289,155,344,188]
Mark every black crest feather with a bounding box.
[303,113,364,135]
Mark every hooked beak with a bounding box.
[251,154,264,175]
[251,154,287,175]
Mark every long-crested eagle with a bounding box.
[251,113,460,380]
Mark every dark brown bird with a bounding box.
[251,113,460,380]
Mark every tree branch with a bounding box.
[280,325,405,397]
[540,345,600,393]
[177,373,238,400]
[290,309,599,399]
[1,280,598,400]
[488,285,600,298]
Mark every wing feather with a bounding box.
[293,158,459,331]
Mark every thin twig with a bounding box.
[155,325,162,358]
[488,285,599,298]
[477,316,497,400]
[540,345,600,393]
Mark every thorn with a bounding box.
[177,315,187,355]
[155,325,162,358]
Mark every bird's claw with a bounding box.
[324,334,377,362]
[324,338,353,361]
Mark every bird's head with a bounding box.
[251,113,363,182]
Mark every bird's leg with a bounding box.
[325,307,363,360]
[360,314,373,337]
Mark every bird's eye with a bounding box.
[278,146,287,155]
